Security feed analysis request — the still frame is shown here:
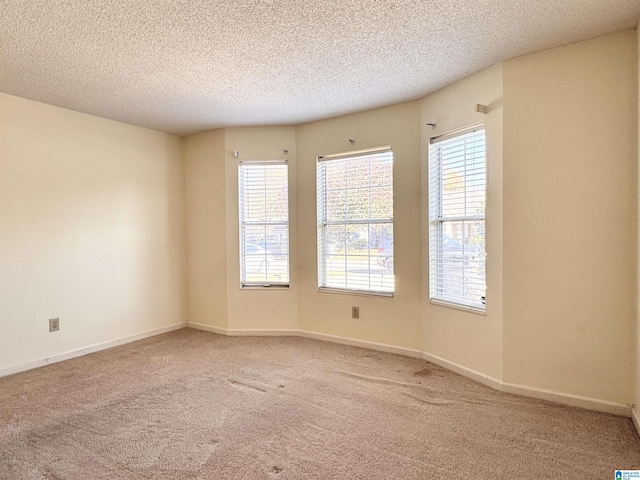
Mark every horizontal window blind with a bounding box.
[317,147,394,296]
[429,128,486,311]
[239,161,289,287]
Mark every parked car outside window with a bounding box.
[376,235,394,273]
[243,244,275,273]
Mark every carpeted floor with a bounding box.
[0,328,638,479]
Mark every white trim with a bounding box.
[186,322,297,337]
[317,145,392,162]
[298,330,423,359]
[501,382,631,417]
[187,323,631,417]
[238,159,287,165]
[4,320,629,420]
[185,322,228,335]
[318,287,394,298]
[188,323,421,357]
[0,322,186,378]
[421,351,503,391]
[428,298,486,316]
[422,351,630,416]
[226,328,298,337]
[429,122,484,144]
[240,284,290,289]
[631,407,640,436]
[421,352,630,416]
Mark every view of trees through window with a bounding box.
[429,128,486,310]
[317,149,394,294]
[238,133,486,305]
[239,161,289,286]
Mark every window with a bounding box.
[238,160,289,287]
[317,147,394,296]
[428,126,486,312]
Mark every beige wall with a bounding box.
[420,64,504,380]
[183,129,228,329]
[224,127,299,331]
[3,29,638,412]
[503,30,637,405]
[0,93,186,370]
[296,102,423,350]
[181,32,638,409]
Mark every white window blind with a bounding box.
[317,147,394,296]
[238,160,289,287]
[429,127,486,312]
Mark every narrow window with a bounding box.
[238,160,289,287]
[429,127,486,312]
[317,147,394,296]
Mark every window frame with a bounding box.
[238,159,290,289]
[428,124,486,314]
[316,146,394,297]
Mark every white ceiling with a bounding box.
[2,1,639,136]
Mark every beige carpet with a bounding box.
[0,328,638,479]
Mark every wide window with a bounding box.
[317,147,394,296]
[428,126,486,312]
[238,160,289,287]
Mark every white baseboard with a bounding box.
[6,320,629,420]
[227,328,298,336]
[187,322,297,337]
[422,351,503,391]
[185,322,228,335]
[421,351,630,417]
[0,322,186,379]
[187,323,422,358]
[187,322,632,417]
[298,329,423,359]
[631,407,640,436]
[501,382,630,417]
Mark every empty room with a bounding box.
[2,1,640,478]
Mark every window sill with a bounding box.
[241,284,290,290]
[429,298,485,316]
[318,287,394,298]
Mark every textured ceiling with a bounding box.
[1,1,639,136]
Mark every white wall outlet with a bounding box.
[49,317,59,332]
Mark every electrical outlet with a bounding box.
[49,317,59,332]
[351,306,359,319]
